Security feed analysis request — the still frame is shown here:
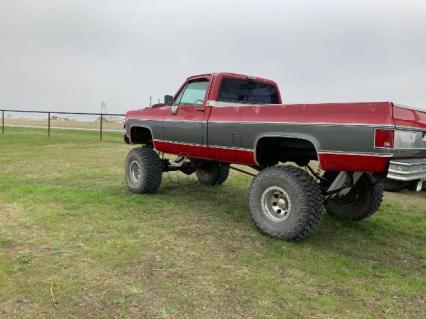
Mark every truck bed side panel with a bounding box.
[207,102,394,171]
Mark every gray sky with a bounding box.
[1,0,426,113]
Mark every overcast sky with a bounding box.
[1,0,425,113]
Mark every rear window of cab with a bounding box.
[217,78,279,105]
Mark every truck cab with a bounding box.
[160,73,283,164]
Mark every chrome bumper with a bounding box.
[387,159,426,181]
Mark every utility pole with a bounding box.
[100,101,107,142]
[100,101,107,114]
[149,96,152,107]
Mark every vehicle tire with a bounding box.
[248,166,323,241]
[323,172,383,221]
[125,147,162,194]
[195,162,230,186]
[382,178,408,192]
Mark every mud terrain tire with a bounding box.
[323,173,383,221]
[196,162,230,186]
[125,147,162,194]
[249,166,323,241]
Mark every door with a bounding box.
[161,78,210,158]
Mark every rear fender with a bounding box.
[254,133,320,166]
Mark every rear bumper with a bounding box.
[387,158,426,181]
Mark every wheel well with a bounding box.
[255,136,318,167]
[130,126,153,146]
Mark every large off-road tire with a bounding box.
[125,147,162,194]
[195,162,230,186]
[248,166,323,241]
[323,172,383,221]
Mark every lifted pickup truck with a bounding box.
[124,72,426,241]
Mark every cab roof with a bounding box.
[186,72,277,85]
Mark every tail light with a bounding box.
[375,129,394,149]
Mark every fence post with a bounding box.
[48,112,51,137]
[2,110,4,134]
[100,114,103,141]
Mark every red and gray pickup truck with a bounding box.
[123,72,426,241]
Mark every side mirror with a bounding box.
[164,95,174,106]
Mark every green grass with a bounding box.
[0,127,425,318]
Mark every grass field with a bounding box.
[0,127,425,318]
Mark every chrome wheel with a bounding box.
[130,160,142,183]
[261,186,292,223]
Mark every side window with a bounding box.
[217,78,279,105]
[175,79,209,106]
